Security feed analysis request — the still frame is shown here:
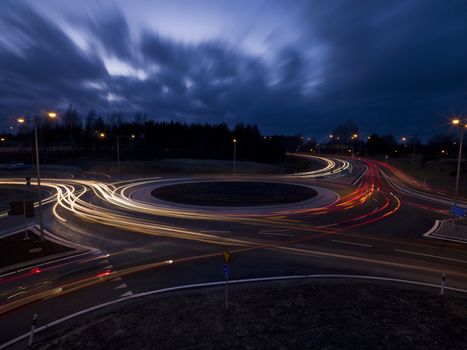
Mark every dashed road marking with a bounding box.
[331,239,373,248]
[115,283,128,290]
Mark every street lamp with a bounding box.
[17,112,58,241]
[452,118,466,210]
[233,138,237,174]
[401,136,416,163]
[351,133,358,155]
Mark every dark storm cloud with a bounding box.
[299,0,467,136]
[0,0,109,119]
[0,0,466,137]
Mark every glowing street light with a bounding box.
[17,117,25,124]
[99,132,106,138]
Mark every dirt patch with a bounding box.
[36,280,467,350]
[151,181,317,206]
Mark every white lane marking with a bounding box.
[6,291,26,300]
[258,232,294,237]
[4,274,467,350]
[110,277,122,282]
[115,283,128,290]
[98,260,109,265]
[120,291,133,297]
[394,249,467,264]
[331,240,373,248]
[103,265,113,270]
[200,230,230,234]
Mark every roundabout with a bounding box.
[150,181,317,207]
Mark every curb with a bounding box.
[422,220,442,238]
[2,273,467,349]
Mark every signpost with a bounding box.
[223,250,231,310]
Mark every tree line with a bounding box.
[0,106,303,163]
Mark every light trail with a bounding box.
[287,153,351,178]
[0,155,401,246]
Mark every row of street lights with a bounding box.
[95,132,238,175]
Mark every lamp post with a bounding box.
[351,133,358,156]
[233,138,237,174]
[402,136,416,164]
[452,119,466,208]
[18,112,57,241]
[101,133,136,176]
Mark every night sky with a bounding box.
[1,0,466,139]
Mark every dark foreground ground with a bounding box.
[0,230,73,269]
[35,280,467,350]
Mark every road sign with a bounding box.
[223,250,231,264]
[451,206,466,218]
[223,264,230,279]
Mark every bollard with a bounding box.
[27,314,38,348]
[440,273,446,296]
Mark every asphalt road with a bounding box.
[0,154,466,348]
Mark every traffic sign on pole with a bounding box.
[451,206,466,218]
[222,251,232,310]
